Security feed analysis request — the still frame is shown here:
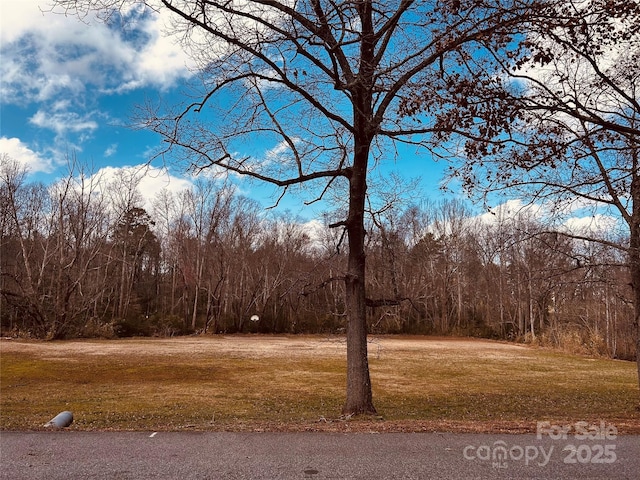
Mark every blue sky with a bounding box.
[0,0,454,221]
[0,1,619,238]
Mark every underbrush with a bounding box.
[521,324,635,360]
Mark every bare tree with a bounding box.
[51,0,547,415]
[0,155,111,338]
[174,178,235,330]
[441,0,640,396]
[0,156,50,334]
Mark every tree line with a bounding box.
[1,157,634,360]
[25,0,640,411]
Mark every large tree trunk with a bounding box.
[342,138,376,416]
[633,257,640,404]
[341,2,377,416]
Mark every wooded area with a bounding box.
[5,0,639,412]
[1,158,634,360]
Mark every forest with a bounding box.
[2,1,639,410]
[1,158,634,361]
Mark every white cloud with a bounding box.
[29,110,99,135]
[476,198,623,237]
[91,164,193,212]
[0,137,53,173]
[265,139,300,163]
[137,168,193,206]
[104,144,118,157]
[562,214,619,236]
[515,13,637,131]
[477,199,546,226]
[0,0,195,103]
[300,218,328,250]
[0,0,46,44]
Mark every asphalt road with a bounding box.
[1,431,638,479]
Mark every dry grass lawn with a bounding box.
[1,335,639,433]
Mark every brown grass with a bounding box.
[1,335,639,433]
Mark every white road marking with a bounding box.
[149,432,158,438]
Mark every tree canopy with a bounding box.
[47,0,640,408]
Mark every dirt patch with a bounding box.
[0,334,532,360]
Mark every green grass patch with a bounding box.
[1,336,638,433]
